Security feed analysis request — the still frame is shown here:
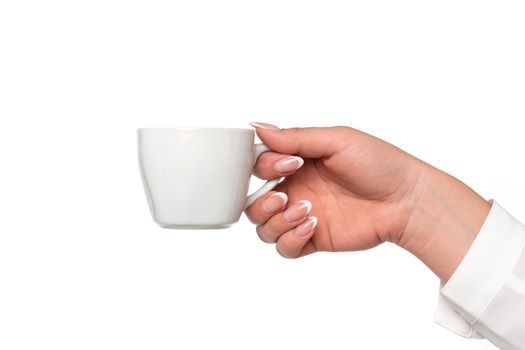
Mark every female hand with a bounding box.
[245,122,490,282]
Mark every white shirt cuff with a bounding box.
[434,200,525,339]
[434,293,483,339]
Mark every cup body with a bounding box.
[138,127,256,229]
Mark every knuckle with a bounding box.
[276,240,297,259]
[245,213,257,224]
[333,125,353,135]
[245,210,259,224]
[256,225,273,243]
[285,127,302,137]
[245,194,272,225]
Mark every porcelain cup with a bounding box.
[138,127,280,229]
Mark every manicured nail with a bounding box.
[249,122,280,130]
[295,216,318,237]
[283,200,312,222]
[274,156,304,173]
[262,192,288,214]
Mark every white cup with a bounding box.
[137,127,281,229]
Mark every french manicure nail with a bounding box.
[274,156,304,173]
[262,192,288,214]
[295,216,318,237]
[249,122,280,130]
[283,200,312,222]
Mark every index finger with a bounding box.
[253,151,304,180]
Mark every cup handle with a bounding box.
[244,143,282,210]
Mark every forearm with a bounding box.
[399,160,492,282]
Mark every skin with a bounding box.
[246,123,491,283]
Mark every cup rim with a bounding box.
[137,127,254,132]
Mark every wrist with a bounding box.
[397,161,491,282]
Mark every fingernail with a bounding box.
[262,192,288,214]
[249,122,280,130]
[283,200,312,222]
[274,156,304,173]
[295,216,318,237]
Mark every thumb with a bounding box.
[249,122,347,158]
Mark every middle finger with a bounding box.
[256,200,313,243]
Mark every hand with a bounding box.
[246,123,419,255]
[245,122,491,282]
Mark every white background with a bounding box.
[1,0,524,349]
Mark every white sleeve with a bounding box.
[433,201,525,350]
